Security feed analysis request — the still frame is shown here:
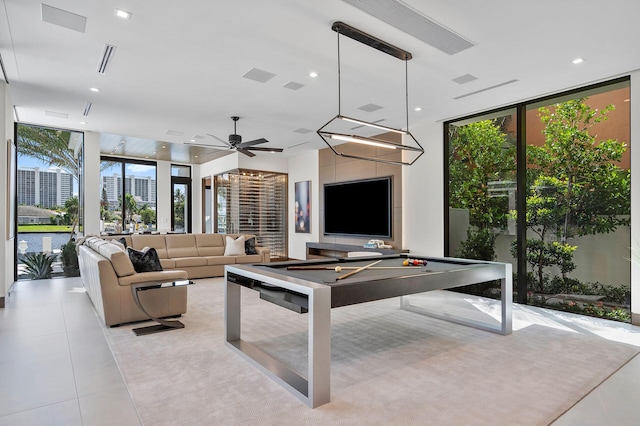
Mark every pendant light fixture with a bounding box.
[316,21,424,166]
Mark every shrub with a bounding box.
[22,252,56,280]
[61,239,80,277]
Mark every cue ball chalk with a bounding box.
[335,266,342,272]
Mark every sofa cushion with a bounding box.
[195,234,225,256]
[160,258,177,269]
[97,242,136,277]
[234,254,264,264]
[130,235,168,258]
[204,256,236,266]
[165,234,199,258]
[173,257,207,268]
[224,235,246,256]
[128,247,164,272]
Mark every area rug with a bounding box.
[104,278,639,425]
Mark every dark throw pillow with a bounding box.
[118,237,128,248]
[127,247,163,273]
[245,237,257,255]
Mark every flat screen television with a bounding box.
[323,176,392,239]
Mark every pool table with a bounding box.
[224,254,512,408]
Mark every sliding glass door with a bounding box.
[445,78,631,322]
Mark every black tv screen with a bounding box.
[323,176,392,238]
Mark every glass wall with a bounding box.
[523,83,630,321]
[100,157,157,234]
[15,124,84,279]
[445,78,631,322]
[215,169,287,259]
[447,110,517,297]
[171,165,191,233]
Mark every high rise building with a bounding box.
[17,167,74,208]
[101,173,156,210]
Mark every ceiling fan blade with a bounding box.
[246,147,284,153]
[237,148,256,157]
[238,138,268,148]
[206,133,231,146]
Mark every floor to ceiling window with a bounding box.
[15,124,84,280]
[446,78,631,322]
[171,164,192,233]
[100,157,157,234]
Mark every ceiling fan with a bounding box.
[188,116,283,157]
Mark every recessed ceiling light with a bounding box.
[194,155,199,158]
[79,121,86,125]
[115,9,131,19]
[309,71,318,78]
[190,139,195,142]
[414,107,422,111]
[572,58,584,64]
[90,87,100,92]
[162,145,167,149]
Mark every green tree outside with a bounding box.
[515,98,630,292]
[449,118,516,260]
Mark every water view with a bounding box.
[17,232,73,254]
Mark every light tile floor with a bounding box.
[0,277,638,425]
[0,277,140,426]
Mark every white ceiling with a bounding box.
[2,0,639,163]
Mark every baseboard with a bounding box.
[632,312,639,326]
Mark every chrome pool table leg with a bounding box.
[224,277,331,408]
[501,263,513,335]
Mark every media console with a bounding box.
[305,242,405,259]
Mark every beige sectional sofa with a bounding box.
[78,233,270,327]
[106,233,270,279]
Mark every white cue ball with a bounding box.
[335,266,342,272]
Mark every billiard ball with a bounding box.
[335,266,342,272]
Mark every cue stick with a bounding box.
[336,259,382,280]
[287,266,421,270]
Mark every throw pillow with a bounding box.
[110,239,126,251]
[127,247,163,272]
[118,237,128,248]
[224,235,246,256]
[245,237,258,255]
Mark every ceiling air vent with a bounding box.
[0,53,9,84]
[83,102,92,116]
[97,44,117,74]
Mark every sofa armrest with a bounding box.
[256,247,270,263]
[117,269,188,286]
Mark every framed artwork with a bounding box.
[6,138,16,239]
[294,180,310,233]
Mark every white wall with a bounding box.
[287,150,319,260]
[155,161,172,233]
[1,80,14,302]
[402,121,444,256]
